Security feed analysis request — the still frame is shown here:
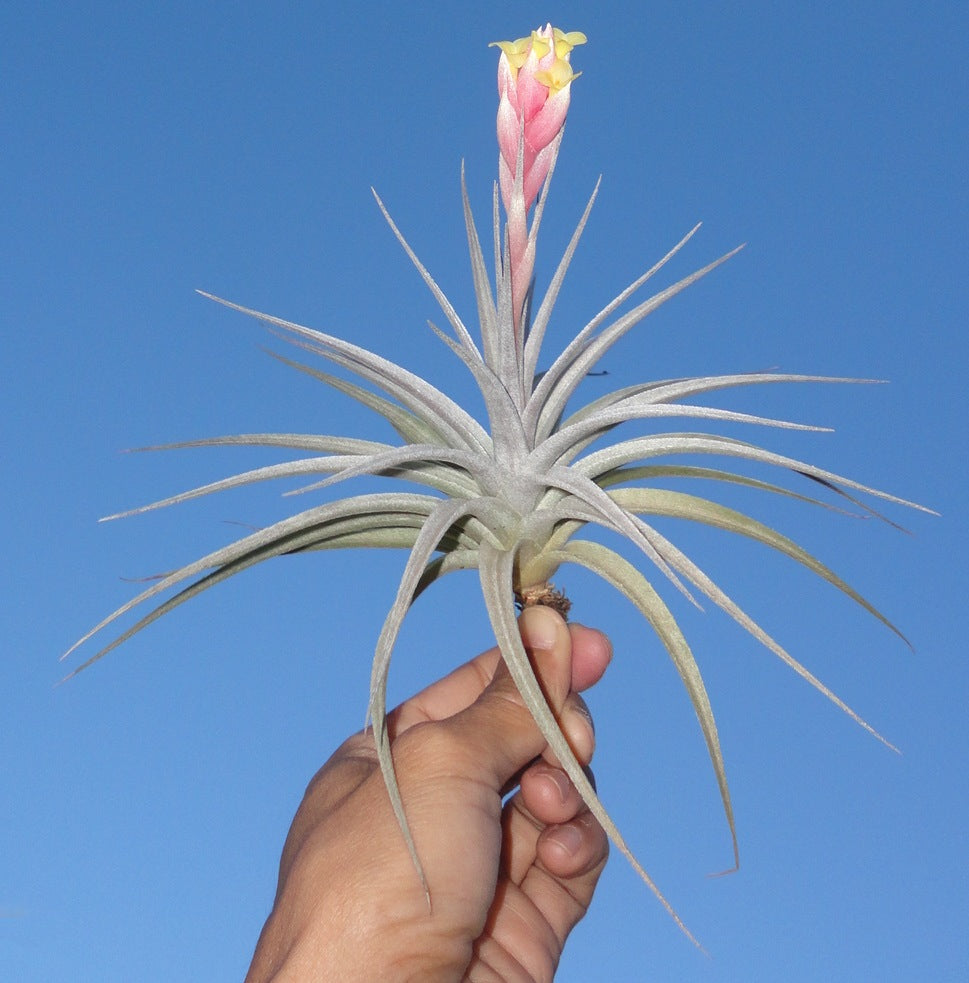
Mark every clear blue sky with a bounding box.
[3,2,967,980]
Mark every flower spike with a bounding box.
[492,24,586,337]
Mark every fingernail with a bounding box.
[573,696,594,736]
[520,606,560,651]
[545,766,571,805]
[547,822,583,857]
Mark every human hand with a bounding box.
[245,606,611,982]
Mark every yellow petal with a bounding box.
[489,37,532,72]
[534,59,581,93]
[552,28,587,58]
[528,29,552,60]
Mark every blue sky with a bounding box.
[3,2,967,980]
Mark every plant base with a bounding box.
[514,582,572,619]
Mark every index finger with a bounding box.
[388,620,612,737]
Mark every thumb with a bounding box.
[444,606,573,789]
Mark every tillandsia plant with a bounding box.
[66,25,931,940]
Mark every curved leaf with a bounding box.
[198,291,491,454]
[532,244,742,441]
[577,432,933,514]
[524,224,702,438]
[367,497,492,902]
[611,487,907,643]
[265,349,446,445]
[63,494,445,670]
[478,540,700,945]
[628,523,900,750]
[547,538,738,872]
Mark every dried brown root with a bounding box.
[514,582,572,619]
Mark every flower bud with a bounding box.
[492,26,586,213]
[490,26,585,337]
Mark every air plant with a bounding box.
[65,25,930,940]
